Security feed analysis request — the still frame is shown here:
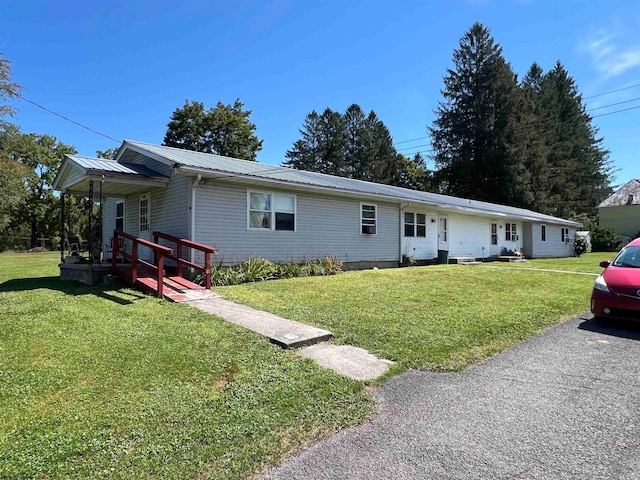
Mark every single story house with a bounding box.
[53,140,580,268]
[597,179,640,240]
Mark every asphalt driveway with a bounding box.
[264,314,640,479]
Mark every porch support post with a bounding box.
[88,180,94,266]
[60,192,65,264]
[99,178,103,263]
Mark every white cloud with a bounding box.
[584,22,640,78]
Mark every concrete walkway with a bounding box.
[184,294,393,381]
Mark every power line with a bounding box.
[393,135,429,146]
[18,94,121,144]
[591,105,640,118]
[396,143,433,152]
[587,96,640,112]
[584,82,640,100]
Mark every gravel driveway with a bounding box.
[264,314,640,479]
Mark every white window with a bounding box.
[248,191,296,231]
[361,204,377,234]
[561,227,569,243]
[404,212,426,237]
[139,196,149,233]
[505,223,517,241]
[541,225,546,242]
[491,223,498,245]
[115,201,124,231]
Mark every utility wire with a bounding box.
[587,96,640,112]
[18,94,121,144]
[591,105,640,118]
[393,135,429,146]
[584,82,640,100]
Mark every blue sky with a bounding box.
[2,0,639,186]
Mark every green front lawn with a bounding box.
[0,252,373,480]
[218,263,595,371]
[487,252,615,274]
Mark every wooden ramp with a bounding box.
[110,230,217,301]
[136,274,217,303]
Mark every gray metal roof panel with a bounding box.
[69,155,166,177]
[122,141,580,226]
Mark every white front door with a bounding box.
[138,193,151,262]
[490,222,500,256]
[438,216,449,251]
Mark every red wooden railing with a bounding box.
[153,231,217,290]
[111,230,173,297]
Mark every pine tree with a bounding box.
[532,62,612,216]
[430,22,520,204]
[284,105,428,188]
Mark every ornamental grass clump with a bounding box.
[202,256,344,287]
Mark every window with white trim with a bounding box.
[404,212,426,237]
[115,201,124,231]
[541,225,546,242]
[248,191,296,231]
[361,204,377,234]
[561,227,569,243]
[491,223,498,245]
[505,223,517,241]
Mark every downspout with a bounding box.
[191,174,202,263]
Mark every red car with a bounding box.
[591,238,640,321]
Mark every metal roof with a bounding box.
[598,179,640,208]
[120,140,581,226]
[68,155,165,177]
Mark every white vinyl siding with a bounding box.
[195,183,399,265]
[528,223,576,258]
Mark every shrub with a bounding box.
[591,225,619,252]
[573,236,589,257]
[236,257,276,282]
[401,254,417,267]
[200,256,344,287]
[322,256,344,275]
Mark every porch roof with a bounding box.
[53,155,169,196]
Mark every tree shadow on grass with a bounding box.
[578,315,640,341]
[0,276,147,305]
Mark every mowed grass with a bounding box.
[0,252,374,480]
[487,252,615,274]
[218,263,595,371]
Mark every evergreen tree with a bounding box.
[530,62,612,216]
[164,99,263,160]
[430,22,519,204]
[284,104,428,188]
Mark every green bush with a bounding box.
[591,225,619,252]
[574,236,589,257]
[200,256,344,287]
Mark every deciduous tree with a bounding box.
[164,99,263,160]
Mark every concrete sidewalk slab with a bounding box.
[299,344,394,381]
[186,296,332,348]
